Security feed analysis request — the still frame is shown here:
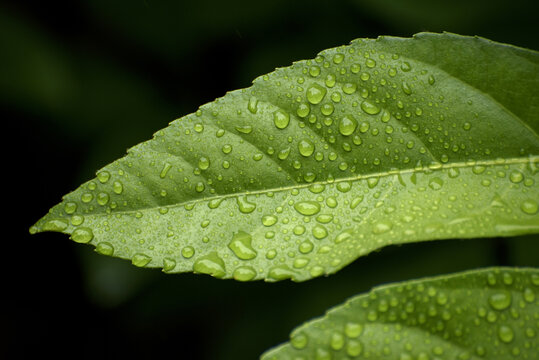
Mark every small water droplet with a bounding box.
[71,227,93,243]
[520,199,538,215]
[291,333,308,349]
[160,162,172,178]
[268,265,295,281]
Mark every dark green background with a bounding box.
[4,0,538,359]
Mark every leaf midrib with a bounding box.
[80,156,537,219]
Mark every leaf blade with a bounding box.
[32,33,539,281]
[261,267,539,359]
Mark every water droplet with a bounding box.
[235,125,253,134]
[523,287,535,302]
[113,181,123,194]
[373,221,392,234]
[428,75,435,85]
[298,139,315,157]
[193,252,226,278]
[96,242,114,256]
[299,240,314,254]
[268,265,295,281]
[247,96,258,114]
[97,171,111,183]
[195,182,205,193]
[132,253,152,267]
[498,325,514,343]
[81,193,93,203]
[342,82,357,94]
[273,110,290,129]
[402,81,412,95]
[43,219,69,232]
[401,62,411,71]
[64,202,77,214]
[71,215,84,226]
[509,170,523,183]
[262,215,278,227]
[339,115,358,136]
[360,100,380,115]
[291,333,308,349]
[309,66,321,77]
[293,258,309,269]
[194,123,204,133]
[97,192,109,206]
[321,103,334,116]
[163,258,176,272]
[71,227,93,243]
[181,246,195,258]
[345,322,363,337]
[312,224,328,239]
[233,266,256,281]
[329,331,344,350]
[297,103,310,118]
[198,157,210,170]
[347,339,363,357]
[428,177,444,190]
[488,291,512,311]
[228,231,257,260]
[520,199,538,215]
[325,74,336,88]
[294,201,321,216]
[237,196,256,213]
[333,53,344,64]
[306,83,327,104]
[160,162,172,178]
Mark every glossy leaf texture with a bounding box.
[262,267,539,359]
[31,33,539,281]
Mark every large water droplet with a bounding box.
[294,201,321,216]
[498,325,514,343]
[339,115,358,136]
[162,258,176,272]
[132,253,152,267]
[361,100,381,115]
[96,242,114,256]
[237,196,256,213]
[262,215,278,227]
[71,227,94,243]
[228,231,257,260]
[520,199,538,215]
[43,219,69,232]
[488,291,512,311]
[268,265,295,281]
[193,252,226,278]
[298,139,315,157]
[233,266,256,281]
[273,110,290,129]
[306,83,327,104]
[198,157,210,170]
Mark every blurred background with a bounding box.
[4,0,538,359]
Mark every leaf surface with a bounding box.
[32,33,539,281]
[261,267,539,359]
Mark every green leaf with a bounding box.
[261,267,539,359]
[31,33,539,281]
